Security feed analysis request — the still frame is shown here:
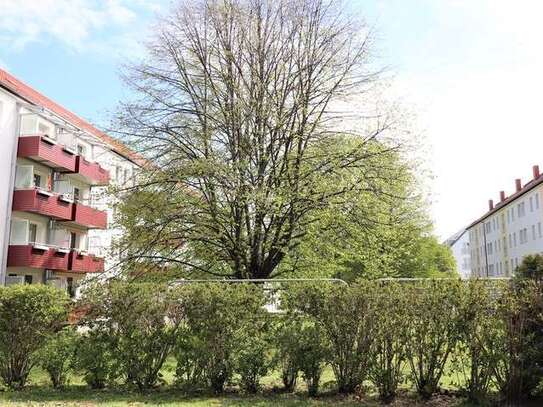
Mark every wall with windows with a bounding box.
[469,185,543,277]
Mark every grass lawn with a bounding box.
[0,387,471,407]
[0,359,500,406]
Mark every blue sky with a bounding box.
[2,0,543,239]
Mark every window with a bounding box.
[517,202,526,217]
[24,275,33,284]
[512,208,515,221]
[509,233,512,248]
[537,193,540,209]
[508,210,511,223]
[539,222,542,238]
[533,225,536,240]
[514,232,517,246]
[73,187,80,202]
[70,232,77,249]
[28,223,37,244]
[33,173,41,188]
[77,144,86,158]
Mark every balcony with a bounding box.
[18,135,77,172]
[7,244,70,271]
[12,189,72,220]
[69,251,104,273]
[74,156,110,186]
[70,203,107,229]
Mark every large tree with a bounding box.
[114,0,407,279]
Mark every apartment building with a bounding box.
[468,165,543,278]
[0,69,141,295]
[444,228,471,278]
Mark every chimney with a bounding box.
[499,191,506,201]
[515,178,522,192]
[533,165,540,179]
[488,199,494,211]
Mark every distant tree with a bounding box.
[113,0,409,279]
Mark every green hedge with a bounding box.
[0,278,541,405]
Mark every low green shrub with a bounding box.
[73,329,120,389]
[404,279,463,399]
[37,327,78,388]
[272,318,300,392]
[291,281,377,394]
[368,281,409,403]
[0,285,69,389]
[174,283,268,394]
[81,282,183,391]
[296,322,328,396]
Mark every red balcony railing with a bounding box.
[69,251,104,273]
[71,203,107,229]
[75,156,110,186]
[12,189,72,220]
[7,245,69,270]
[18,135,76,172]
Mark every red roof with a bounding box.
[0,68,147,167]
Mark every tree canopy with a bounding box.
[112,0,447,280]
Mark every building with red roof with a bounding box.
[0,68,139,295]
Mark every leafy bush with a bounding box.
[175,283,268,393]
[292,281,376,394]
[174,334,207,391]
[0,285,69,389]
[73,329,119,389]
[449,279,507,405]
[80,282,183,391]
[368,281,410,403]
[37,327,78,388]
[235,332,272,393]
[272,318,300,392]
[404,279,463,399]
[296,323,328,396]
[487,281,540,404]
[513,255,543,397]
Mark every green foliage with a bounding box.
[234,332,272,393]
[451,280,499,404]
[290,282,376,394]
[37,327,78,388]
[295,323,328,397]
[173,284,268,394]
[404,280,463,399]
[73,329,120,389]
[368,281,410,403]
[80,282,182,391]
[509,255,543,398]
[272,318,301,392]
[0,285,69,389]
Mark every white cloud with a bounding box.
[0,0,167,56]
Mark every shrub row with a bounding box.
[0,278,541,405]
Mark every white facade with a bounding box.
[0,69,139,294]
[445,229,471,278]
[468,168,543,277]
